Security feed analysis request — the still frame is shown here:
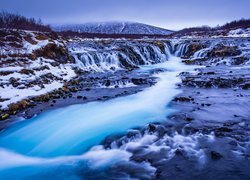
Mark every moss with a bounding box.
[35,34,48,41]
[33,43,72,63]
[207,45,241,58]
[182,59,193,64]
[184,44,206,57]
[1,114,9,120]
[8,99,31,113]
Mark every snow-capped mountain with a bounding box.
[53,22,174,35]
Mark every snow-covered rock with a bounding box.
[0,29,76,109]
[227,28,250,37]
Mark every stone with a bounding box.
[211,151,223,160]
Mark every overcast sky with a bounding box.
[1,0,249,30]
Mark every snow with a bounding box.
[227,28,250,37]
[23,40,49,54]
[0,58,76,109]
[0,30,77,109]
[53,21,174,35]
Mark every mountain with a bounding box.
[53,21,174,35]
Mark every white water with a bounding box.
[0,55,197,178]
[70,41,170,72]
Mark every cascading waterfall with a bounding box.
[69,40,172,72]
[174,43,188,57]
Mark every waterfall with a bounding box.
[192,48,209,58]
[69,40,172,72]
[174,43,188,57]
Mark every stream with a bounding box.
[0,55,197,179]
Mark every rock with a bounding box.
[174,96,194,102]
[77,95,83,99]
[131,78,146,85]
[175,149,184,156]
[186,117,194,121]
[33,43,73,63]
[71,87,78,92]
[217,127,232,132]
[148,124,156,132]
[8,99,32,113]
[210,151,223,160]
[9,77,19,87]
[207,45,241,58]
[241,83,250,90]
[19,69,35,75]
[104,80,111,87]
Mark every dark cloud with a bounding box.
[1,0,249,30]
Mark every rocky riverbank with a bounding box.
[89,63,250,179]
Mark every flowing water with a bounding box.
[0,45,198,178]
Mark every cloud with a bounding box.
[1,0,249,29]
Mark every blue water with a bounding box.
[0,56,196,178]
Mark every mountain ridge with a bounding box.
[53,21,174,35]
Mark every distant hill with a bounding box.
[170,19,250,38]
[53,22,174,35]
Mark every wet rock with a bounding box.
[70,87,78,92]
[131,78,146,85]
[174,96,194,102]
[175,149,184,156]
[217,127,232,133]
[184,43,207,57]
[77,95,83,99]
[186,117,194,121]
[148,124,156,132]
[210,151,223,160]
[104,80,111,87]
[241,83,250,90]
[207,45,241,58]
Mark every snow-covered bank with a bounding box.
[0,29,76,110]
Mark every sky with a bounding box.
[0,0,249,30]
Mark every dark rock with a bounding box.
[210,151,223,160]
[175,149,184,156]
[77,95,83,99]
[148,124,156,132]
[186,117,194,121]
[174,96,194,102]
[9,77,19,87]
[104,80,111,87]
[217,127,232,132]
